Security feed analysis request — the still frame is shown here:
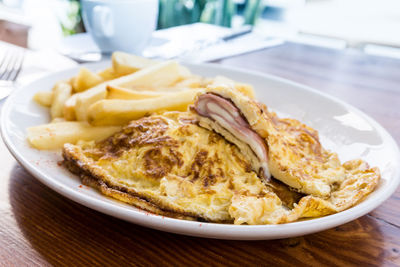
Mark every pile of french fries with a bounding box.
[27,52,255,150]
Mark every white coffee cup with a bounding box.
[81,0,158,54]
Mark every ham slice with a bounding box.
[194,93,270,179]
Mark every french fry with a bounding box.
[63,94,78,121]
[170,75,204,90]
[74,86,108,121]
[73,67,104,92]
[118,60,190,89]
[33,91,53,107]
[112,51,158,76]
[51,82,72,119]
[97,67,116,81]
[74,60,190,121]
[27,121,121,150]
[106,85,172,100]
[88,90,201,126]
[97,67,126,81]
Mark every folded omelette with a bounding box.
[63,87,380,224]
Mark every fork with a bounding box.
[0,47,25,100]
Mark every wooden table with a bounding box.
[1,42,400,266]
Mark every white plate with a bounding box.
[2,62,400,240]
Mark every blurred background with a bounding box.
[1,0,400,58]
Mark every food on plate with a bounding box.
[27,121,121,150]
[106,85,173,100]
[62,112,302,223]
[74,60,191,121]
[33,91,53,107]
[229,158,379,224]
[29,55,203,149]
[27,52,381,224]
[192,86,380,197]
[62,112,379,224]
[172,75,204,90]
[88,89,202,126]
[63,94,78,121]
[50,82,72,119]
[192,86,380,205]
[112,51,158,76]
[207,75,255,99]
[63,112,246,222]
[72,67,104,92]
[97,67,116,81]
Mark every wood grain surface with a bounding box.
[1,42,400,266]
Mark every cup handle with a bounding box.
[91,5,114,38]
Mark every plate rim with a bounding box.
[2,61,400,240]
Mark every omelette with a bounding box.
[63,106,380,224]
[63,111,279,222]
[191,85,381,223]
[192,85,379,197]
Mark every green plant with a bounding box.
[59,0,264,35]
[158,0,263,29]
[59,0,84,36]
[158,0,208,29]
[243,0,262,25]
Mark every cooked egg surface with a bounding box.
[66,112,270,222]
[63,111,380,225]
